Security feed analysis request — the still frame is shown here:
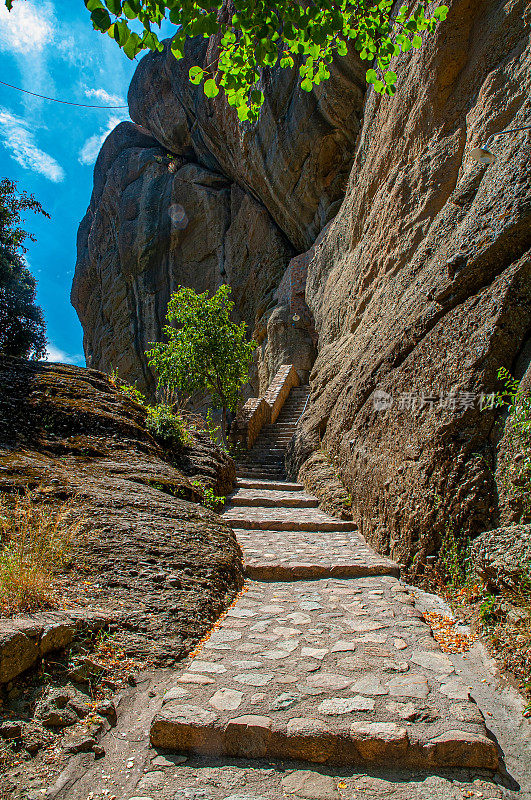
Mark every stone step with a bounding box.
[221,507,359,531]
[238,452,286,459]
[236,462,285,469]
[150,576,498,771]
[257,435,292,444]
[228,489,319,508]
[236,470,287,479]
[240,460,286,465]
[235,528,400,581]
[262,424,298,429]
[235,479,304,491]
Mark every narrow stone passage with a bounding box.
[149,387,500,773]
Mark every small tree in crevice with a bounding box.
[146,284,255,440]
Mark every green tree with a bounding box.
[0,178,47,360]
[146,284,255,438]
[4,1,448,122]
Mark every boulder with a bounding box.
[471,524,531,592]
[0,626,39,684]
[128,34,366,251]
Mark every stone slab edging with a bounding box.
[230,364,300,449]
[150,709,498,770]
[0,609,116,685]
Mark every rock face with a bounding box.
[74,0,531,567]
[72,35,366,395]
[289,0,531,566]
[471,524,531,592]
[0,357,242,664]
[72,123,295,395]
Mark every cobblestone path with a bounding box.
[150,391,500,774]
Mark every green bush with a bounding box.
[191,481,225,513]
[494,367,531,520]
[436,526,474,591]
[146,404,192,447]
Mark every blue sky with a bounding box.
[0,1,172,365]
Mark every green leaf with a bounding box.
[250,89,264,105]
[384,70,397,85]
[171,35,185,60]
[189,66,204,84]
[204,78,220,98]
[122,30,142,58]
[112,20,129,45]
[337,39,348,57]
[122,1,137,19]
[91,7,112,31]
[301,77,313,91]
[105,0,122,14]
[85,0,104,10]
[412,34,422,47]
[365,68,378,84]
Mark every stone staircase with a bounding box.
[149,383,500,775]
[234,385,310,480]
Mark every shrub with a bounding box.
[494,367,531,520]
[191,481,225,513]
[436,526,474,591]
[0,491,81,614]
[145,403,193,447]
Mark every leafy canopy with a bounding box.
[0,178,47,360]
[3,1,448,122]
[146,284,255,421]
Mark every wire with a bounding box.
[0,79,129,109]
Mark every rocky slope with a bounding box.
[73,0,531,566]
[0,357,242,663]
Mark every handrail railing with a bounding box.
[297,389,310,425]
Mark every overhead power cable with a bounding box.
[0,80,128,109]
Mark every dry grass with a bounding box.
[0,491,82,615]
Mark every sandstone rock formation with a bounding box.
[289,0,531,567]
[0,357,242,664]
[471,524,531,592]
[72,123,295,395]
[72,35,366,395]
[74,0,531,568]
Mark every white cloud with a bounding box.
[78,114,128,166]
[43,345,80,365]
[0,108,65,182]
[85,88,125,107]
[0,1,54,54]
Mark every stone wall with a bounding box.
[230,364,301,449]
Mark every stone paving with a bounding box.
[30,389,520,800]
[150,577,498,770]
[221,506,360,531]
[148,392,500,776]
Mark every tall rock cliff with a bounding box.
[72,35,366,394]
[73,0,531,566]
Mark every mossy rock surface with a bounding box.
[0,357,242,665]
